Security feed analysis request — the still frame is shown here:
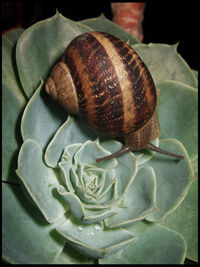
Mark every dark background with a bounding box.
[2,1,199,70]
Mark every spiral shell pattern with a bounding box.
[62,31,157,137]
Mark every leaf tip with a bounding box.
[55,8,60,15]
[173,41,180,51]
[100,13,105,18]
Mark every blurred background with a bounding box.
[2,1,198,70]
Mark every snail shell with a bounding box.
[46,31,183,161]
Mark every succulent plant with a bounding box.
[2,12,197,264]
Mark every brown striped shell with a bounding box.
[46,31,157,138]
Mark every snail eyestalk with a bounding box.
[144,143,184,160]
[96,145,131,163]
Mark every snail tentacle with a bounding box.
[144,143,184,160]
[96,145,131,163]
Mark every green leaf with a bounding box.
[45,115,99,168]
[157,80,198,161]
[161,179,198,261]
[2,82,25,183]
[16,139,68,223]
[191,158,198,178]
[70,164,115,206]
[133,43,197,88]
[2,36,25,94]
[134,138,160,166]
[4,27,24,45]
[74,139,117,169]
[101,140,138,198]
[80,14,140,44]
[100,221,186,264]
[192,70,198,81]
[59,143,83,188]
[55,242,94,264]
[57,186,116,224]
[145,139,194,222]
[56,215,135,259]
[21,80,66,150]
[105,166,158,228]
[2,36,26,182]
[57,186,85,221]
[16,12,92,98]
[57,140,137,224]
[57,139,138,225]
[2,183,65,264]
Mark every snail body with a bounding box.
[46,31,183,161]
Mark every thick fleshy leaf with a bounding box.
[2,36,26,182]
[4,27,24,44]
[145,139,194,222]
[133,138,159,166]
[16,12,92,98]
[55,242,94,264]
[2,183,65,264]
[2,82,25,183]
[157,80,198,161]
[82,208,116,224]
[70,165,115,205]
[191,158,198,178]
[105,166,157,228]
[101,140,138,198]
[74,139,118,169]
[80,14,140,44]
[2,36,25,95]
[16,139,68,223]
[161,179,198,261]
[21,81,67,150]
[59,143,82,189]
[100,221,186,264]
[57,140,133,224]
[57,186,85,220]
[56,215,135,258]
[192,70,198,81]
[133,43,197,88]
[57,185,116,224]
[45,116,99,168]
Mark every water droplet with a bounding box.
[94,223,102,231]
[86,231,95,236]
[78,226,83,232]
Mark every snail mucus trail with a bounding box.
[45,31,184,162]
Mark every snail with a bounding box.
[45,31,184,162]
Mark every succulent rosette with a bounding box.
[2,12,197,264]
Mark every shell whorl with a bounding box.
[51,31,157,137]
[46,61,79,114]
